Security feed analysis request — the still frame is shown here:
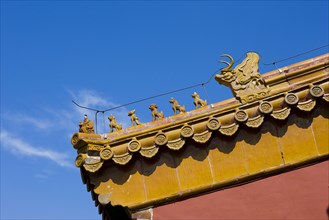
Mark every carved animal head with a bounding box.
[128,109,136,116]
[169,98,176,104]
[219,54,234,72]
[108,114,115,121]
[192,92,200,99]
[215,54,237,86]
[149,104,158,111]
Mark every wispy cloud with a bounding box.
[70,90,114,109]
[0,130,74,168]
[2,89,130,135]
[69,89,130,130]
[0,90,130,170]
[2,113,52,130]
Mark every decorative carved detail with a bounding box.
[88,144,103,151]
[207,117,221,131]
[83,162,103,173]
[271,107,291,120]
[240,90,270,103]
[180,124,194,138]
[112,153,133,165]
[169,98,186,115]
[192,131,212,143]
[140,146,159,158]
[71,133,79,146]
[285,93,299,105]
[75,153,87,167]
[128,138,141,152]
[167,138,185,150]
[83,156,103,172]
[246,115,264,128]
[297,99,316,111]
[310,85,324,98]
[149,104,164,121]
[79,114,95,133]
[323,94,329,102]
[235,110,248,122]
[219,123,239,136]
[259,101,273,114]
[215,52,269,103]
[192,92,207,109]
[155,132,168,146]
[108,114,122,132]
[128,110,142,126]
[100,145,113,160]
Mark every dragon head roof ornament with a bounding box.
[215,52,270,103]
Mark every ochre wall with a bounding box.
[153,160,329,220]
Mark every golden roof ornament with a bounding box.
[169,97,186,115]
[215,52,270,103]
[149,104,164,121]
[108,114,122,132]
[192,92,207,109]
[128,109,142,126]
[79,114,95,133]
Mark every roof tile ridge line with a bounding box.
[76,78,328,149]
[264,55,329,85]
[107,58,329,143]
[103,102,241,144]
[74,57,329,145]
[77,83,329,173]
[79,80,324,148]
[262,53,329,78]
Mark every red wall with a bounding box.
[154,161,329,220]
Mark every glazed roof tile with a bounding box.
[72,53,329,173]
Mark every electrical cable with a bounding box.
[262,44,328,65]
[73,44,329,119]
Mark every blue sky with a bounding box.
[1,1,328,219]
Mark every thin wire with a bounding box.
[73,44,329,115]
[72,100,104,113]
[203,68,222,85]
[103,112,106,134]
[202,84,210,104]
[72,67,222,114]
[103,83,203,112]
[262,44,328,65]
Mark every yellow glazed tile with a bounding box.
[142,151,180,201]
[175,144,213,191]
[280,114,318,164]
[311,110,329,155]
[241,121,284,174]
[92,160,146,207]
[209,134,248,182]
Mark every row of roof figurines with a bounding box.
[79,92,207,134]
[79,52,271,133]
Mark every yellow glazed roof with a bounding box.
[72,53,329,173]
[71,53,329,217]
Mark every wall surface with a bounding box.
[153,160,329,220]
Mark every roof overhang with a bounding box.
[71,53,329,218]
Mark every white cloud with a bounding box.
[0,90,131,170]
[0,130,74,168]
[2,90,131,135]
[68,89,131,132]
[2,113,52,130]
